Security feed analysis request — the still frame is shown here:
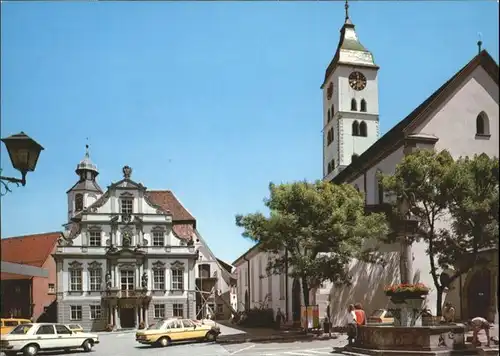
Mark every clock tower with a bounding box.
[322,0,380,180]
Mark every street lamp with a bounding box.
[0,132,44,195]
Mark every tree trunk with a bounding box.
[400,237,413,283]
[301,276,310,334]
[436,287,443,318]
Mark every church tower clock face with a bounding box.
[348,71,367,91]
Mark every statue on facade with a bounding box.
[141,272,148,290]
[105,272,112,290]
[122,231,132,247]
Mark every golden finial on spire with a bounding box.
[345,0,350,22]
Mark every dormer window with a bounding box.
[121,198,133,215]
[75,194,84,212]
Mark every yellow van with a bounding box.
[0,318,31,335]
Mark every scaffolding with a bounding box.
[195,268,237,320]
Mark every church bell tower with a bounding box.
[322,0,380,180]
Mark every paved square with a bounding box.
[1,333,345,356]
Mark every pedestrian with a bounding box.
[442,302,456,323]
[275,308,284,330]
[346,304,357,346]
[469,317,491,347]
[354,303,366,344]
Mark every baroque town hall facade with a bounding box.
[54,149,207,331]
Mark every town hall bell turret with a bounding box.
[66,144,103,220]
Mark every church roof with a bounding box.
[331,50,499,184]
[1,232,61,280]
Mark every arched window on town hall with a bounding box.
[75,194,83,212]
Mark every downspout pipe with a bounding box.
[285,248,289,322]
[243,255,251,311]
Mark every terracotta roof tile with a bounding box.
[147,190,196,222]
[1,232,61,269]
[172,224,194,240]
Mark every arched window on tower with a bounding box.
[327,109,331,123]
[327,162,332,174]
[75,194,84,212]
[359,121,368,137]
[352,121,360,136]
[360,99,367,112]
[351,99,357,111]
[331,104,334,116]
[476,111,490,136]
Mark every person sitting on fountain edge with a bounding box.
[346,304,357,346]
[468,316,491,347]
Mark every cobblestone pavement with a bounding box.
[1,334,345,356]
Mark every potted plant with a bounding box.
[384,283,430,300]
[138,321,146,330]
[105,324,114,332]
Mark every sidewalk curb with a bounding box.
[96,329,137,335]
[217,333,339,344]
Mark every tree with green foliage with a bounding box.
[380,149,499,316]
[436,153,499,298]
[235,180,389,326]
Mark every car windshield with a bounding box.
[4,321,18,326]
[10,324,33,334]
[148,321,165,330]
[370,309,385,318]
[68,324,80,329]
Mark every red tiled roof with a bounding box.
[1,232,61,280]
[147,190,196,240]
[147,190,195,222]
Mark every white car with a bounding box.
[0,322,99,356]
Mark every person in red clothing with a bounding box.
[354,303,366,344]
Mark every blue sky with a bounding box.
[1,1,498,263]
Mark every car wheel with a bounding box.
[158,336,171,347]
[22,344,39,356]
[205,331,217,342]
[82,339,93,352]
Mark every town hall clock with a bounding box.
[348,71,367,91]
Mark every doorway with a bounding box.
[292,279,301,322]
[467,269,491,320]
[120,307,135,328]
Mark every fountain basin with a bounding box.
[345,324,467,355]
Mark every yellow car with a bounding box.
[66,324,84,333]
[367,309,394,324]
[136,318,221,347]
[0,318,31,335]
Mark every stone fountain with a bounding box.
[344,284,469,356]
